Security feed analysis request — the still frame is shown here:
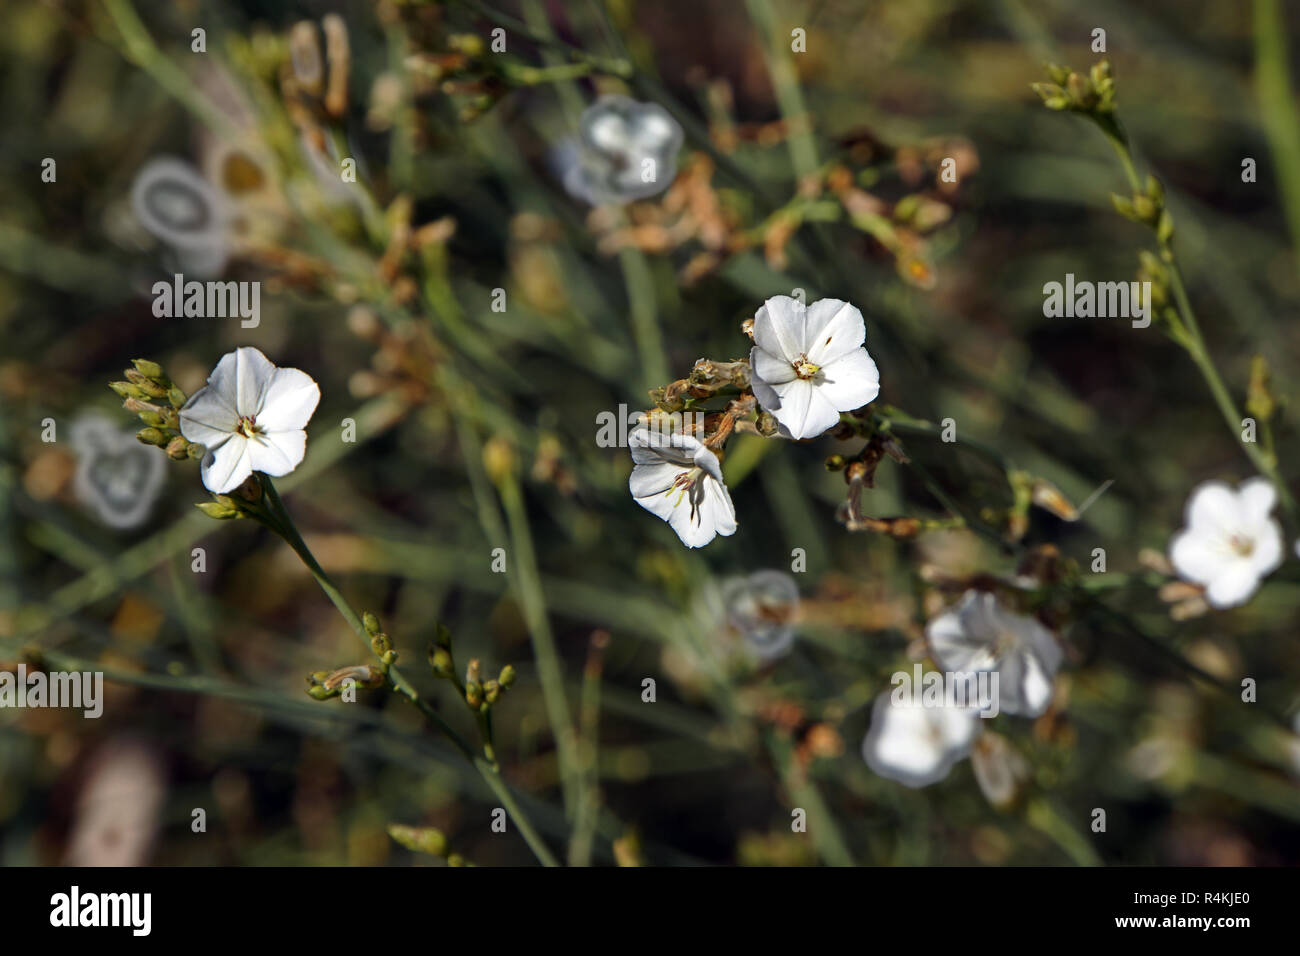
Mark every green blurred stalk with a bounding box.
[1254,0,1300,272]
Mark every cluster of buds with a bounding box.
[306,611,396,701]
[284,16,351,122]
[1032,60,1117,115]
[1112,174,1174,244]
[306,663,386,700]
[426,623,516,715]
[386,824,469,866]
[649,358,751,413]
[110,359,205,463]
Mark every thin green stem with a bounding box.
[259,477,559,864]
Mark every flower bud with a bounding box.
[110,380,151,400]
[482,436,515,484]
[196,500,242,520]
[131,358,167,382]
[387,824,448,857]
[429,647,453,678]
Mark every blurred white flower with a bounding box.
[970,731,1030,808]
[628,426,735,548]
[179,346,320,494]
[559,95,683,205]
[129,156,231,278]
[70,413,166,530]
[861,689,981,788]
[748,296,880,440]
[1169,477,1283,608]
[722,570,799,660]
[65,738,166,867]
[926,589,1062,718]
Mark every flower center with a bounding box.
[792,354,821,380]
[1227,533,1255,557]
[235,414,261,439]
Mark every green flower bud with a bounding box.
[131,358,167,382]
[429,647,453,678]
[387,824,449,857]
[196,500,242,520]
[110,380,151,400]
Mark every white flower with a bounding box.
[70,413,166,530]
[861,690,981,788]
[1169,477,1283,608]
[721,570,800,660]
[559,95,683,205]
[179,347,320,494]
[130,157,231,278]
[748,296,880,440]
[628,426,736,548]
[926,589,1063,718]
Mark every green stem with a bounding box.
[1253,0,1300,273]
[259,477,559,864]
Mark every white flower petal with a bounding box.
[1238,477,1278,522]
[256,367,320,432]
[1203,564,1263,608]
[753,296,804,363]
[802,298,866,365]
[178,387,237,448]
[629,461,682,500]
[206,346,278,417]
[1185,480,1238,534]
[1169,528,1222,584]
[764,378,841,440]
[1251,521,1284,577]
[814,349,880,412]
[200,436,252,494]
[248,430,306,477]
[861,693,978,788]
[750,345,797,387]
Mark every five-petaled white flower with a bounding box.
[748,296,880,440]
[1169,477,1283,608]
[926,589,1063,718]
[179,346,320,494]
[861,690,981,788]
[628,425,736,548]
